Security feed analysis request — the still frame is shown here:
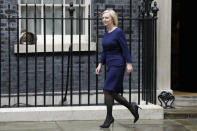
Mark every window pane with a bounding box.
[21,0,41,4]
[65,7,85,35]
[43,0,63,4]
[65,0,84,4]
[45,6,62,35]
[21,6,41,34]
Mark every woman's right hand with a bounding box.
[96,63,102,75]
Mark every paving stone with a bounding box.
[0,119,196,131]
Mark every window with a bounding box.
[15,0,96,53]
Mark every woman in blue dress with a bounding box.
[96,9,141,128]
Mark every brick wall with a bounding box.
[0,0,140,94]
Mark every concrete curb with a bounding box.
[0,104,163,122]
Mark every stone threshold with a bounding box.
[164,108,197,119]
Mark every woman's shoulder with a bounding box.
[115,27,125,36]
[115,27,124,33]
[103,27,124,36]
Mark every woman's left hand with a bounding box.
[126,63,133,74]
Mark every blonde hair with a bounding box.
[102,9,118,27]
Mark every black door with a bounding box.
[171,0,197,92]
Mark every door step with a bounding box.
[164,95,197,119]
[174,96,197,107]
[164,107,197,119]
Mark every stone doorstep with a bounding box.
[175,96,197,99]
[165,95,197,119]
[174,96,197,107]
[164,108,197,119]
[0,104,163,122]
[165,114,197,119]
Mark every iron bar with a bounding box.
[25,4,29,106]
[52,4,55,106]
[69,2,74,106]
[0,18,1,107]
[138,9,141,105]
[61,4,64,106]
[142,13,145,102]
[17,4,20,107]
[144,16,148,104]
[121,6,124,97]
[121,6,124,31]
[43,4,46,106]
[129,0,133,103]
[96,5,99,105]
[104,6,107,82]
[152,17,155,104]
[88,5,90,105]
[34,4,38,107]
[150,17,154,103]
[154,17,157,104]
[8,4,11,107]
[78,2,82,105]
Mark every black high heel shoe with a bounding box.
[131,102,142,123]
[100,116,114,128]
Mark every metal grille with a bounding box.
[0,0,159,108]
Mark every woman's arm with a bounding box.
[100,51,106,64]
[118,29,133,73]
[118,30,132,63]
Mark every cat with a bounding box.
[20,29,37,45]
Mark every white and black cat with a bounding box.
[20,29,37,45]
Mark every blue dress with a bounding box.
[100,28,132,93]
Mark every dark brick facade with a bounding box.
[0,0,140,94]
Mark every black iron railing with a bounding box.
[0,0,158,108]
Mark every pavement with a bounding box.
[0,119,197,131]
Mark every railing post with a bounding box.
[88,4,90,105]
[43,4,46,106]
[129,0,133,104]
[0,17,1,108]
[151,1,159,104]
[61,3,64,106]
[52,3,55,106]
[8,4,11,107]
[17,4,20,107]
[96,5,99,105]
[34,4,38,107]
[140,0,159,104]
[68,2,75,106]
[78,1,82,106]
